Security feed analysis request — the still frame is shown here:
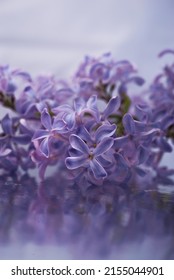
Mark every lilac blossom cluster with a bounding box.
[0,51,173,188]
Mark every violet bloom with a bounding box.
[32,108,66,158]
[113,114,154,175]
[0,65,16,94]
[74,53,138,100]
[0,114,31,146]
[148,50,174,147]
[0,144,12,158]
[0,143,18,172]
[15,75,68,118]
[75,53,137,86]
[65,124,116,180]
[53,95,100,131]
[31,149,56,180]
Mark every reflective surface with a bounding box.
[0,172,174,259]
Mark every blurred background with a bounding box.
[0,0,174,81]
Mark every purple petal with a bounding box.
[89,62,108,80]
[102,96,120,119]
[62,113,75,130]
[41,108,52,130]
[125,76,145,88]
[158,137,172,152]
[53,104,73,114]
[94,138,114,156]
[134,120,149,132]
[81,108,100,121]
[12,135,31,144]
[114,135,129,149]
[137,145,149,164]
[77,126,92,143]
[131,76,145,86]
[90,158,107,179]
[31,150,49,179]
[141,129,159,143]
[6,83,16,94]
[19,119,34,136]
[24,104,38,118]
[36,102,47,113]
[115,153,129,169]
[95,124,116,141]
[97,155,112,166]
[30,149,43,163]
[135,104,151,121]
[65,155,87,169]
[86,95,99,119]
[74,97,85,112]
[0,147,12,157]
[123,114,135,135]
[69,134,89,154]
[12,70,32,82]
[135,167,147,177]
[40,138,50,157]
[1,114,13,135]
[1,157,17,172]
[38,161,48,180]
[32,129,49,140]
[161,116,174,130]
[87,95,98,110]
[52,118,66,130]
[57,88,74,98]
[158,49,174,58]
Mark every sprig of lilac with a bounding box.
[0,51,173,188]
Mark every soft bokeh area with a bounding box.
[0,0,174,259]
[0,0,173,79]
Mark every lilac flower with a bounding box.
[74,53,138,100]
[0,50,173,188]
[0,114,31,146]
[0,65,16,94]
[32,108,66,158]
[15,75,70,118]
[113,114,154,175]
[65,124,116,180]
[53,95,100,130]
[118,76,145,94]
[31,149,56,180]
[75,53,137,86]
[101,95,120,121]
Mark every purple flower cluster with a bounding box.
[0,51,173,189]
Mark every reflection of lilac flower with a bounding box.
[0,144,12,157]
